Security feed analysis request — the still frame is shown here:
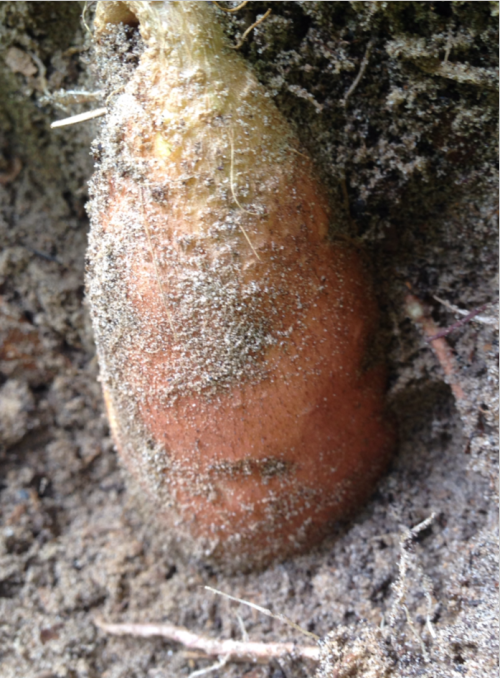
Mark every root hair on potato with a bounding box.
[228,135,261,260]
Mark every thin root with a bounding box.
[405,293,466,401]
[51,107,107,129]
[106,85,126,106]
[389,513,437,662]
[403,604,430,663]
[426,302,491,341]
[94,618,320,664]
[212,0,251,13]
[189,655,229,678]
[0,157,22,185]
[432,296,496,329]
[236,614,249,642]
[81,0,93,34]
[42,89,104,112]
[233,8,272,50]
[344,38,374,107]
[229,137,261,260]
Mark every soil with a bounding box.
[0,2,498,678]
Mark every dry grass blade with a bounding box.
[51,107,107,128]
[205,586,320,640]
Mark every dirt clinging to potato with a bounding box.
[84,9,393,568]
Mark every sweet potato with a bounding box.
[86,1,395,569]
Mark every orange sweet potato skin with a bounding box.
[87,2,395,568]
[91,156,394,569]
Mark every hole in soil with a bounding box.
[0,575,23,598]
[165,564,177,580]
